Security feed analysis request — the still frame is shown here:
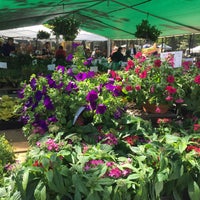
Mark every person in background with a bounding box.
[42,41,53,58]
[129,43,137,57]
[2,37,16,56]
[109,46,124,70]
[55,45,66,60]
[124,49,133,62]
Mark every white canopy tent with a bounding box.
[0,25,108,41]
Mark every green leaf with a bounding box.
[155,181,163,198]
[34,180,46,200]
[188,181,200,200]
[22,169,29,191]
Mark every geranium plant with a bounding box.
[121,52,185,113]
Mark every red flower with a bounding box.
[194,75,200,84]
[124,135,139,145]
[196,61,200,69]
[125,85,133,91]
[165,85,177,94]
[167,75,175,83]
[134,67,141,74]
[194,124,200,131]
[139,70,147,79]
[134,52,142,59]
[154,59,162,67]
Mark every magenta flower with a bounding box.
[75,72,88,81]
[194,75,200,84]
[66,53,73,62]
[108,167,122,178]
[56,65,65,73]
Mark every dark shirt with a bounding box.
[2,43,15,56]
[110,51,124,62]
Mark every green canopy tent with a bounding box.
[0,0,199,39]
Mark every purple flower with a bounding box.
[56,65,65,73]
[86,90,98,102]
[96,104,107,114]
[113,108,123,119]
[96,84,103,93]
[67,68,74,77]
[20,115,29,124]
[46,75,56,88]
[108,78,115,84]
[88,101,97,110]
[44,95,54,110]
[83,57,93,66]
[48,115,58,123]
[87,71,95,78]
[65,82,78,94]
[66,54,73,62]
[30,78,37,90]
[32,120,48,134]
[25,97,33,107]
[72,42,80,49]
[105,83,115,92]
[42,86,47,94]
[35,90,43,102]
[75,72,87,81]
[18,88,25,99]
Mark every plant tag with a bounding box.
[0,62,7,69]
[47,64,55,71]
[73,106,86,125]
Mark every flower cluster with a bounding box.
[84,159,132,179]
[121,52,186,112]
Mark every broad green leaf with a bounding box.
[188,180,200,200]
[155,181,163,198]
[34,180,46,200]
[22,169,29,191]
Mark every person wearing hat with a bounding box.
[2,37,16,56]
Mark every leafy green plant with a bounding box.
[36,30,50,40]
[135,19,162,42]
[0,134,15,186]
[0,95,20,121]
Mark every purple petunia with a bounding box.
[96,104,107,114]
[65,81,78,94]
[66,54,73,62]
[67,68,74,77]
[35,90,43,102]
[86,90,98,102]
[75,72,88,81]
[30,77,37,90]
[87,71,95,78]
[18,87,25,99]
[44,95,54,110]
[48,115,58,123]
[46,75,56,88]
[56,65,65,73]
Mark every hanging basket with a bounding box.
[143,102,169,114]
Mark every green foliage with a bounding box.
[0,135,15,186]
[135,19,162,42]
[46,15,81,41]
[37,30,50,40]
[0,95,20,121]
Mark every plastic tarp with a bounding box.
[0,0,199,39]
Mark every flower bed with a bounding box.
[1,45,200,199]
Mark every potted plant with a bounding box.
[135,19,161,42]
[46,15,81,41]
[120,52,185,113]
[36,30,50,40]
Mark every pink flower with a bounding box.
[182,61,192,71]
[175,98,184,103]
[194,75,200,84]
[165,95,173,101]
[108,167,122,178]
[155,106,161,113]
[134,52,142,59]
[135,85,141,91]
[125,85,133,91]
